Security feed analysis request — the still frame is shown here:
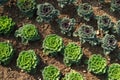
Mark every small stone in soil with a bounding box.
[83,70,87,73]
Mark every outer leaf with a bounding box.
[42,34,64,56]
[107,63,120,80]
[17,0,36,17]
[63,70,84,80]
[58,17,76,36]
[0,42,14,65]
[17,50,39,73]
[0,16,15,35]
[15,24,40,44]
[77,3,94,21]
[97,15,114,34]
[88,54,107,74]
[113,20,120,35]
[36,3,60,23]
[101,34,117,55]
[42,65,60,80]
[63,43,83,66]
[57,0,76,8]
[111,0,120,12]
[74,24,99,46]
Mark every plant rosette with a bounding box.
[58,17,76,36]
[17,0,36,17]
[74,24,98,46]
[101,34,117,55]
[36,3,60,23]
[63,70,84,80]
[96,15,114,34]
[0,16,15,35]
[107,63,120,80]
[63,43,83,66]
[15,24,40,44]
[88,54,107,74]
[17,50,39,73]
[42,65,61,80]
[42,34,64,56]
[57,0,76,8]
[0,42,14,65]
[77,3,94,21]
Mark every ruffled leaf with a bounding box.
[15,24,40,44]
[111,0,120,12]
[17,50,39,73]
[101,34,117,55]
[0,16,15,35]
[107,63,120,80]
[88,54,107,74]
[63,43,83,66]
[36,3,60,23]
[97,15,114,34]
[63,70,84,80]
[74,24,99,46]
[77,3,94,21]
[42,65,60,80]
[43,34,64,56]
[58,17,76,36]
[17,0,36,17]
[0,42,14,65]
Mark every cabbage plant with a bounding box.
[36,3,60,23]
[96,15,114,34]
[17,50,39,73]
[57,0,76,8]
[63,70,84,80]
[17,0,36,17]
[42,65,61,80]
[63,43,83,66]
[42,34,64,56]
[107,63,120,80]
[0,42,14,65]
[0,16,15,35]
[101,34,117,55]
[58,17,76,36]
[15,24,40,44]
[77,3,94,21]
[74,24,98,46]
[88,54,107,74]
[111,0,120,12]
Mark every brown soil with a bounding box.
[0,0,120,80]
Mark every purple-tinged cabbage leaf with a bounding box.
[58,17,76,36]
[36,3,60,23]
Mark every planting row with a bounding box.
[0,0,120,55]
[0,0,120,17]
[1,0,120,19]
[0,15,120,55]
[0,41,120,80]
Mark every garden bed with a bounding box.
[0,0,120,80]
